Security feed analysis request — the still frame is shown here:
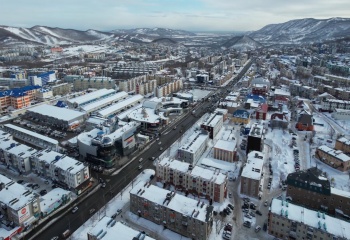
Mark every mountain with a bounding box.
[249,17,350,44]
[221,35,263,50]
[0,25,116,45]
[112,27,196,37]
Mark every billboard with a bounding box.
[18,205,30,224]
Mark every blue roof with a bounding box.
[246,94,266,103]
[37,71,55,77]
[233,109,250,119]
[55,101,68,108]
[0,85,41,98]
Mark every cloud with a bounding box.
[1,0,350,31]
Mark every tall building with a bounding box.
[246,123,264,154]
[177,131,209,164]
[201,113,223,139]
[240,151,264,198]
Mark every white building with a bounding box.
[87,217,155,240]
[96,95,144,118]
[201,113,223,139]
[67,89,116,108]
[156,158,227,203]
[240,151,264,198]
[79,91,128,114]
[0,174,40,227]
[331,108,350,120]
[178,131,209,164]
[31,149,90,191]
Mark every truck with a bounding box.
[62,229,71,238]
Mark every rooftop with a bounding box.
[80,91,128,112]
[214,139,236,152]
[270,198,350,239]
[179,131,208,154]
[317,145,350,162]
[241,151,264,180]
[27,104,85,122]
[97,95,144,118]
[130,181,212,222]
[67,89,116,106]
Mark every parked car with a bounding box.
[40,189,47,196]
[243,221,251,228]
[255,210,262,216]
[264,200,268,207]
[263,222,268,231]
[228,203,234,210]
[17,180,24,184]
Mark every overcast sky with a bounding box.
[2,0,350,32]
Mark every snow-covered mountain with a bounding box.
[249,17,350,44]
[221,35,263,50]
[0,25,116,45]
[112,27,196,37]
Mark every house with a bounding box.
[232,109,250,125]
[255,103,268,120]
[270,112,289,129]
[295,110,314,131]
[315,145,350,172]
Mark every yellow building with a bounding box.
[232,109,250,125]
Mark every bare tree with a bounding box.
[327,126,336,139]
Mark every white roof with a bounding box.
[331,187,350,198]
[28,104,85,122]
[158,158,227,184]
[88,217,155,240]
[270,198,350,239]
[7,143,36,158]
[241,151,264,180]
[214,139,236,152]
[80,91,128,112]
[179,131,208,153]
[130,181,210,222]
[116,103,142,120]
[202,114,223,128]
[249,123,264,138]
[97,95,144,117]
[68,89,116,106]
[317,145,350,162]
[128,107,160,124]
[4,124,58,145]
[40,188,70,213]
[274,88,291,97]
[0,174,37,211]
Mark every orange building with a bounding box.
[0,85,41,110]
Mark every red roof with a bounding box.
[257,103,268,113]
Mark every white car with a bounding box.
[71,206,78,214]
[255,225,261,232]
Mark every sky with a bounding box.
[1,0,350,32]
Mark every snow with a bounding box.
[128,107,161,124]
[271,198,350,239]
[214,139,236,152]
[68,89,116,106]
[80,91,128,112]
[98,95,144,118]
[28,104,85,122]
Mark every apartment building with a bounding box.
[156,158,227,203]
[315,145,350,172]
[331,108,350,120]
[31,149,90,192]
[72,77,115,91]
[251,84,268,96]
[335,136,350,153]
[155,78,183,98]
[0,85,41,110]
[213,139,237,162]
[286,168,350,218]
[289,83,318,99]
[240,151,264,198]
[177,131,209,164]
[268,198,350,240]
[255,103,268,120]
[0,174,41,227]
[200,113,223,139]
[321,99,350,112]
[130,181,213,240]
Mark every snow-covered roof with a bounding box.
[28,104,85,122]
[0,174,37,211]
[128,107,161,124]
[331,187,350,198]
[214,108,228,115]
[214,139,236,152]
[4,124,58,145]
[7,143,36,158]
[158,158,227,184]
[130,181,211,222]
[274,88,291,97]
[67,89,116,106]
[88,217,155,240]
[249,123,264,138]
[179,131,208,153]
[270,198,350,239]
[336,137,350,146]
[80,91,128,112]
[202,113,223,128]
[40,188,70,214]
[317,145,350,162]
[225,96,237,102]
[97,95,143,118]
[241,151,264,180]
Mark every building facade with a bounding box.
[200,113,223,139]
[177,131,209,164]
[130,181,213,240]
[240,151,264,198]
[315,145,350,172]
[156,158,227,203]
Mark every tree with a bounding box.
[327,126,336,139]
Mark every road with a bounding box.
[27,101,213,240]
[26,58,254,240]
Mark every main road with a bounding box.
[27,101,213,240]
[27,59,253,240]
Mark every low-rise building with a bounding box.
[0,174,41,227]
[331,108,350,120]
[286,167,350,218]
[200,113,223,139]
[87,217,155,240]
[213,139,237,162]
[156,158,227,203]
[255,103,268,120]
[177,131,209,164]
[232,109,250,125]
[130,181,213,240]
[268,198,350,240]
[315,145,350,172]
[335,136,350,153]
[240,151,264,198]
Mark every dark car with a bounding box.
[52,184,57,189]
[243,221,251,228]
[255,210,262,216]
[228,203,234,210]
[40,190,47,196]
[263,222,268,231]
[17,180,24,184]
